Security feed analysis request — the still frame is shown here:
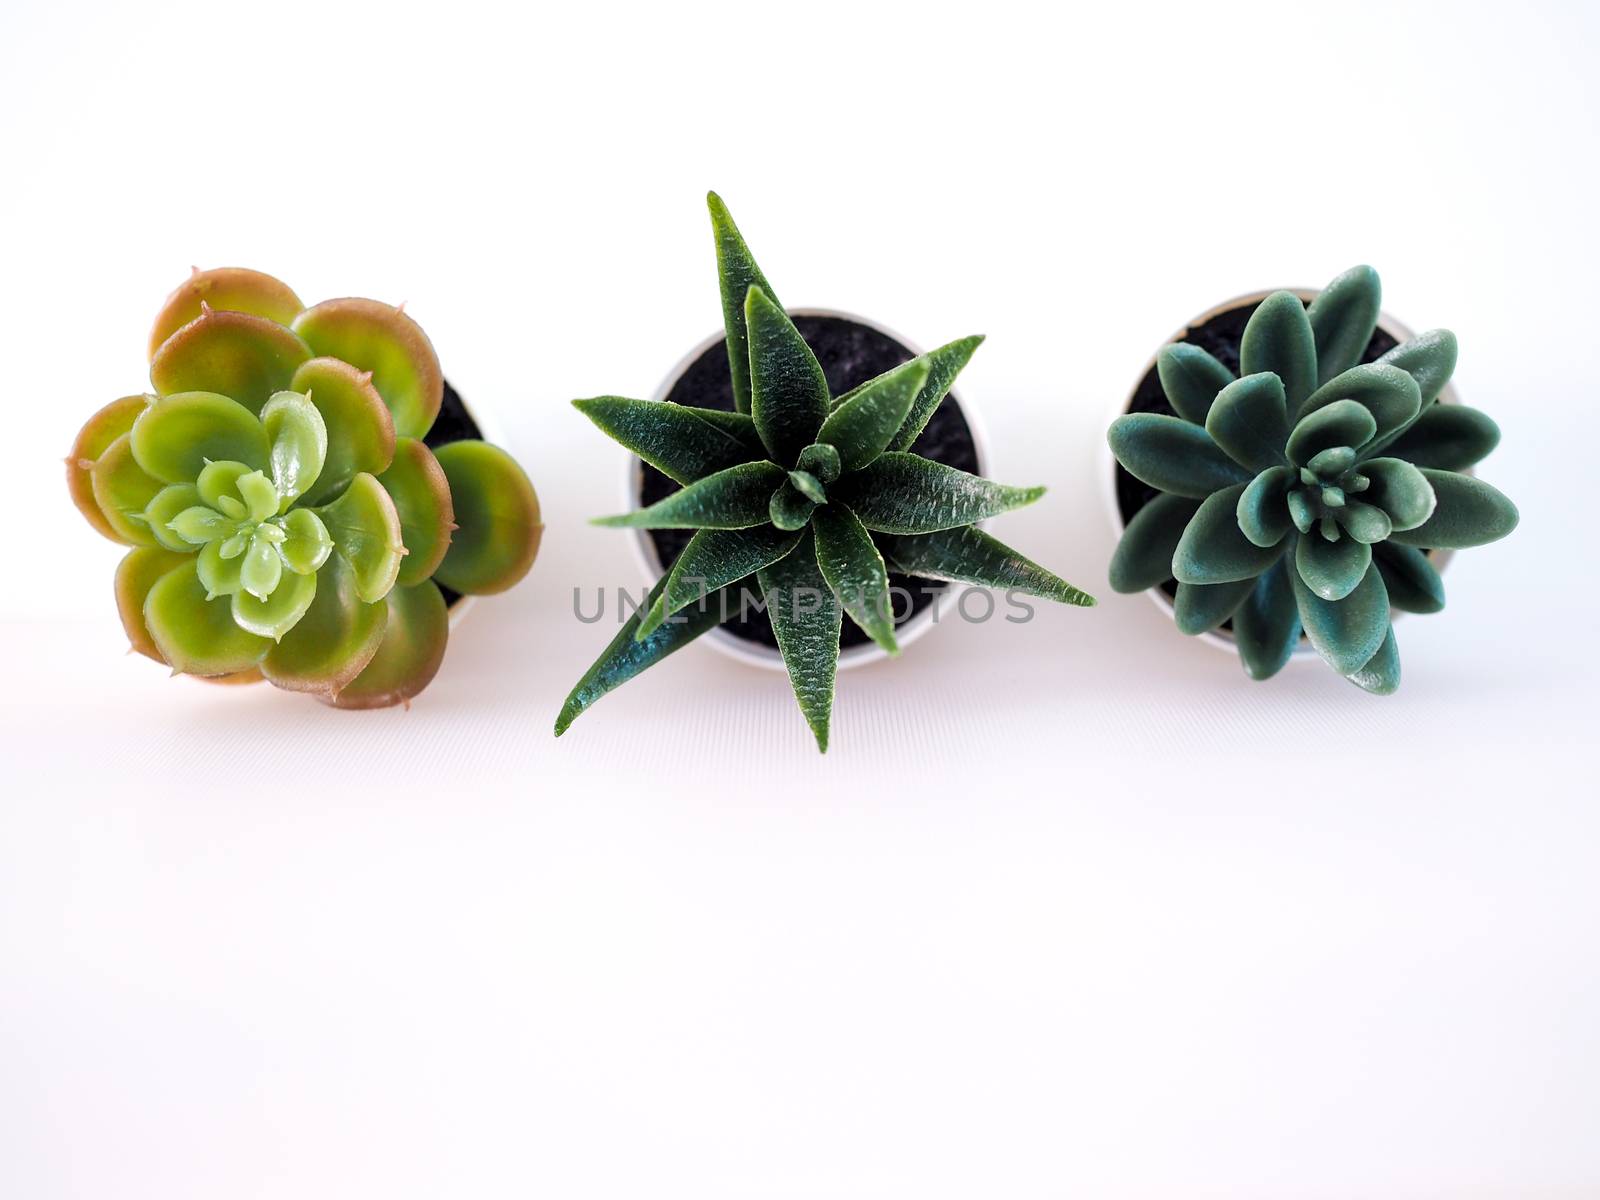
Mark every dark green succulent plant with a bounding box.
[558,193,1094,751]
[69,268,542,707]
[1108,266,1518,692]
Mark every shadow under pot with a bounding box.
[1107,287,1462,660]
[627,309,987,670]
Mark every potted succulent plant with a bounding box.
[1106,265,1518,692]
[67,268,542,708]
[558,193,1094,751]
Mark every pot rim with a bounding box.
[628,306,991,672]
[1103,286,1462,656]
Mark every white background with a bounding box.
[2,1,1596,1196]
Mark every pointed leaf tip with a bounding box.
[746,288,828,464]
[710,194,776,416]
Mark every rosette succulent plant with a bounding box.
[558,193,1093,751]
[1108,266,1518,692]
[68,268,542,707]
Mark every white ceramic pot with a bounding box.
[1104,288,1461,656]
[627,307,990,672]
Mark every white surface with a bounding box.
[2,2,1596,1197]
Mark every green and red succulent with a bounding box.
[1108,266,1518,692]
[69,268,542,707]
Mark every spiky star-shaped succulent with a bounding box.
[558,193,1093,751]
[69,268,542,707]
[1108,266,1518,692]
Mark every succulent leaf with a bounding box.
[1172,484,1283,585]
[1240,290,1317,412]
[196,540,243,598]
[1107,413,1250,498]
[315,472,405,603]
[637,525,803,641]
[1174,578,1255,635]
[1285,398,1377,468]
[292,298,443,440]
[277,508,334,575]
[259,550,388,697]
[1292,558,1390,676]
[757,532,841,753]
[883,526,1095,606]
[433,441,543,596]
[796,442,842,483]
[708,191,778,416]
[834,453,1044,534]
[289,357,398,505]
[1156,342,1236,425]
[1295,363,1421,444]
[1383,403,1501,471]
[1333,500,1393,544]
[148,309,312,414]
[90,434,165,547]
[1233,559,1301,680]
[168,505,233,546]
[1372,456,1449,526]
[115,546,191,663]
[1377,329,1458,407]
[888,335,985,451]
[240,535,284,600]
[1387,469,1519,549]
[142,484,203,552]
[144,559,272,676]
[812,504,898,654]
[1344,626,1401,695]
[556,572,739,736]
[1287,488,1317,534]
[787,470,828,504]
[1108,494,1200,593]
[1373,542,1446,614]
[130,391,269,483]
[380,438,456,586]
[1205,372,1290,472]
[768,480,817,530]
[595,460,785,530]
[685,406,771,452]
[1236,465,1295,548]
[572,396,760,486]
[817,358,930,472]
[232,565,317,640]
[196,460,251,509]
[236,470,280,523]
[328,579,450,710]
[1295,532,1373,602]
[147,267,304,360]
[746,286,829,466]
[68,395,151,543]
[1306,264,1381,386]
[260,391,327,509]
[1171,579,1254,640]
